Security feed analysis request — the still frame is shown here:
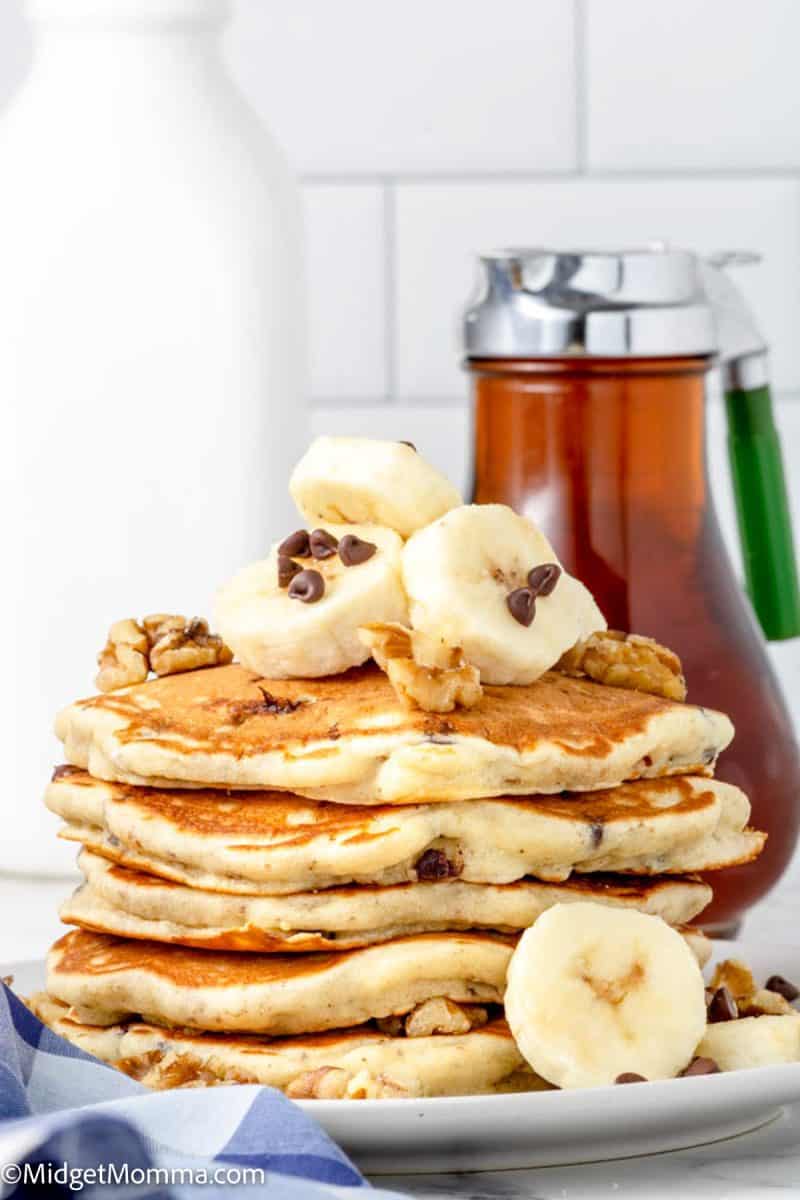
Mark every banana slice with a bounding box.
[504,902,707,1089]
[290,437,461,538]
[698,1014,800,1071]
[216,523,408,678]
[403,505,606,685]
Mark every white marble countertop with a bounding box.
[3,867,799,1200]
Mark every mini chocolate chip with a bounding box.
[707,986,738,1023]
[527,562,562,597]
[309,529,339,559]
[679,1056,720,1077]
[589,822,604,848]
[615,1073,647,1084]
[507,587,536,626]
[415,849,457,881]
[766,974,800,1003]
[277,555,302,588]
[279,529,310,557]
[288,569,325,604]
[339,534,377,567]
[398,440,417,451]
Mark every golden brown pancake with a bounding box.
[46,928,512,1035]
[27,993,545,1097]
[46,767,762,893]
[54,663,733,803]
[61,847,713,952]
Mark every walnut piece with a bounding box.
[285,1066,351,1099]
[558,630,687,702]
[95,619,150,692]
[404,997,488,1038]
[359,622,482,713]
[118,1050,258,1090]
[95,613,232,692]
[285,1065,414,1100]
[147,615,233,677]
[710,958,796,1017]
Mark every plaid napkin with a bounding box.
[0,983,405,1199]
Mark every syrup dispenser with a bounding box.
[464,246,800,932]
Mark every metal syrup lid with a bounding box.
[463,245,717,359]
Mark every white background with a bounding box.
[0,0,799,906]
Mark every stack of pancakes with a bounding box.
[31,660,763,1097]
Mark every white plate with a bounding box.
[7,937,800,1174]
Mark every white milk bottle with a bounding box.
[0,0,307,872]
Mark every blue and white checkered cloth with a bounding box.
[0,983,406,1198]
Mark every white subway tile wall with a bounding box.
[586,0,800,172]
[226,0,577,173]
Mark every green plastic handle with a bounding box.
[725,383,800,640]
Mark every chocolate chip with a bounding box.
[589,822,604,848]
[398,440,417,451]
[766,974,800,1003]
[288,569,325,603]
[679,1057,720,1077]
[279,529,310,557]
[277,555,302,588]
[309,529,339,559]
[615,1073,647,1084]
[415,849,458,881]
[527,563,562,597]
[507,587,536,626]
[339,534,377,567]
[707,986,738,1023]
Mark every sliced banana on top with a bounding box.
[504,902,708,1089]
[290,436,461,538]
[403,504,606,686]
[216,523,408,679]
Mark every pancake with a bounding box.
[54,663,733,803]
[26,993,545,1097]
[61,849,713,952]
[46,929,512,1035]
[46,767,763,894]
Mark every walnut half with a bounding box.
[95,613,232,693]
[359,622,482,713]
[558,630,687,702]
[145,614,233,678]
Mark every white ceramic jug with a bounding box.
[0,0,307,873]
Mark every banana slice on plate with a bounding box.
[504,902,708,1089]
[403,504,606,685]
[217,523,408,678]
[290,437,461,538]
[698,1014,800,1071]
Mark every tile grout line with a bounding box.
[309,391,800,409]
[300,167,800,186]
[574,0,588,173]
[382,180,398,404]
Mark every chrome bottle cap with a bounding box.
[463,246,717,359]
